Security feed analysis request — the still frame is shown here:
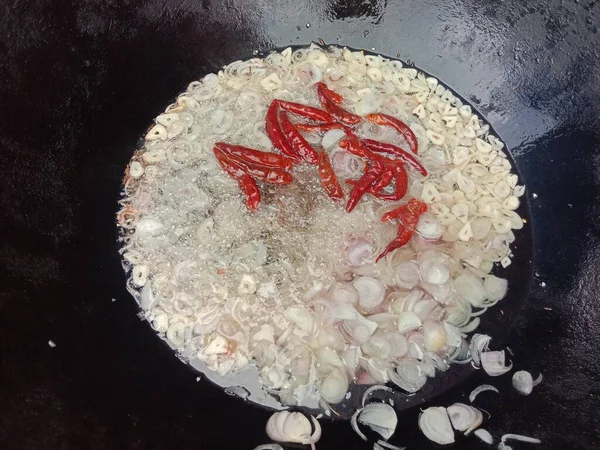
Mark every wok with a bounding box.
[1,0,599,449]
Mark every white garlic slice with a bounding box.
[205,335,229,355]
[166,322,186,347]
[145,124,168,141]
[506,173,518,188]
[142,149,167,164]
[412,104,426,118]
[426,76,439,91]
[494,181,511,199]
[458,105,472,119]
[151,312,169,333]
[492,217,512,234]
[443,115,458,128]
[503,196,520,210]
[414,91,428,103]
[513,185,525,197]
[477,152,495,166]
[129,161,144,178]
[238,274,257,295]
[475,137,492,153]
[260,73,282,91]
[367,67,383,82]
[467,115,480,130]
[421,182,442,203]
[457,222,474,241]
[156,113,179,127]
[132,265,149,287]
[451,203,469,224]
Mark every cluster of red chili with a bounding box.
[212,81,429,260]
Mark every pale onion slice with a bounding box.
[375,440,405,450]
[422,320,447,353]
[420,260,450,285]
[512,370,536,395]
[266,412,320,445]
[354,277,386,311]
[320,368,349,404]
[419,407,455,445]
[362,336,393,360]
[388,358,427,393]
[446,403,483,435]
[469,384,499,403]
[481,350,513,376]
[454,273,487,307]
[397,311,422,334]
[253,445,284,450]
[394,262,421,289]
[474,428,494,445]
[341,314,379,344]
[358,403,398,440]
[483,275,508,303]
[415,213,444,239]
[351,409,368,441]
[362,385,393,407]
[469,334,491,367]
[501,434,541,445]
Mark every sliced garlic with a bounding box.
[414,91,428,103]
[132,265,149,287]
[412,104,426,118]
[475,137,492,153]
[506,173,518,188]
[513,185,525,197]
[464,126,477,139]
[503,196,520,210]
[494,181,511,199]
[129,161,144,178]
[421,182,442,203]
[205,335,229,355]
[143,149,167,164]
[146,124,168,141]
[443,115,458,128]
[367,67,383,82]
[426,130,446,145]
[491,217,512,234]
[458,105,472,119]
[260,73,282,91]
[238,274,257,295]
[477,152,496,166]
[458,222,474,241]
[156,113,179,127]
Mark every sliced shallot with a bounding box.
[512,370,538,395]
[358,403,398,440]
[481,350,513,376]
[418,406,455,445]
[265,411,321,446]
[446,403,483,435]
[474,428,494,445]
[469,384,499,403]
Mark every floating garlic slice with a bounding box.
[156,113,179,127]
[438,212,456,225]
[143,149,167,164]
[167,120,186,139]
[132,265,149,287]
[492,217,512,234]
[494,181,511,199]
[421,182,442,203]
[367,67,383,82]
[426,76,439,91]
[477,152,496,166]
[506,173,518,188]
[434,84,445,97]
[205,335,229,355]
[430,202,450,216]
[500,256,512,268]
[238,274,257,295]
[467,115,480,130]
[464,126,476,139]
[513,185,525,197]
[260,73,282,91]
[458,104,472,119]
[412,104,426,118]
[152,312,168,333]
[458,222,474,241]
[307,50,329,67]
[443,115,458,128]
[129,161,144,178]
[475,137,492,153]
[452,203,469,224]
[414,91,428,103]
[146,124,168,141]
[456,173,476,194]
[403,67,417,79]
[166,322,186,347]
[426,130,446,146]
[503,196,520,210]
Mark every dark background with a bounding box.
[1,0,600,449]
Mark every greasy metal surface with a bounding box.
[1,0,599,449]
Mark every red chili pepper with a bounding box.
[214,142,294,171]
[346,161,385,212]
[214,148,293,185]
[265,100,302,163]
[317,150,345,201]
[278,110,319,165]
[345,164,408,201]
[370,168,395,194]
[375,165,408,201]
[381,198,428,222]
[295,122,346,132]
[213,148,261,210]
[339,138,370,158]
[366,113,419,154]
[361,139,428,176]
[376,226,415,262]
[376,199,428,261]
[276,100,335,123]
[315,82,344,105]
[316,83,362,125]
